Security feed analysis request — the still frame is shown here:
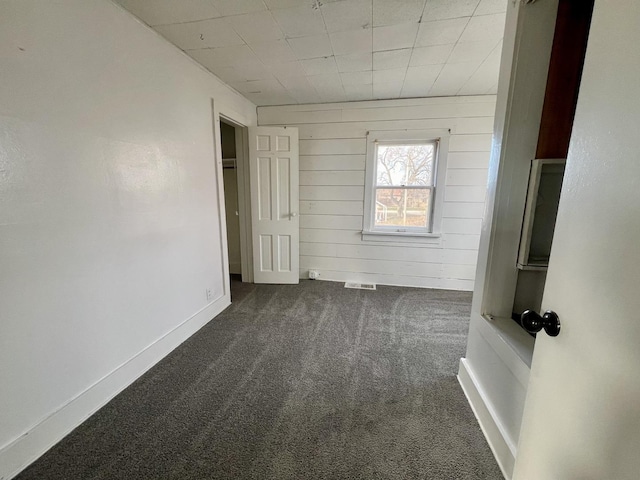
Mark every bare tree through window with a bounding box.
[374,143,436,230]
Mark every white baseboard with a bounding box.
[0,294,230,480]
[457,358,515,480]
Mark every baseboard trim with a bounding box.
[0,294,231,480]
[457,358,515,480]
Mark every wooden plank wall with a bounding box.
[258,96,496,290]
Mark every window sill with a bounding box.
[361,230,442,245]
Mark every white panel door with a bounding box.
[513,2,640,478]
[248,127,299,284]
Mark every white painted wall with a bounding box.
[0,1,256,477]
[258,97,495,290]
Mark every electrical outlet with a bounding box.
[206,288,213,302]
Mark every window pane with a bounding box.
[376,143,435,187]
[374,188,431,229]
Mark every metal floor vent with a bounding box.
[344,282,376,290]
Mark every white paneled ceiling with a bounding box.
[114,0,507,106]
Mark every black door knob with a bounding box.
[520,310,561,337]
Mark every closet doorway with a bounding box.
[219,117,252,283]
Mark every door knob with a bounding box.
[520,310,561,337]
[289,212,298,217]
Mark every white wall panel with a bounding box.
[450,134,493,152]
[299,200,364,215]
[299,170,365,186]
[294,117,497,140]
[448,151,492,169]
[299,138,366,155]
[301,256,443,278]
[259,95,496,290]
[454,102,498,117]
[258,108,343,125]
[443,234,482,250]
[300,185,364,201]
[443,264,478,280]
[443,202,487,218]
[445,186,488,203]
[340,102,496,122]
[446,169,490,186]
[300,214,363,231]
[300,155,366,171]
[300,270,475,290]
[300,228,362,244]
[442,218,484,235]
[456,116,496,134]
[301,243,479,265]
[0,0,257,477]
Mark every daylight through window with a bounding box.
[374,141,437,232]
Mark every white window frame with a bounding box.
[362,129,449,244]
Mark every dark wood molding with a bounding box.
[536,0,595,159]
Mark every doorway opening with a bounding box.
[219,116,252,284]
[220,121,241,278]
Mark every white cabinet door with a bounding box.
[513,2,640,478]
[248,127,299,284]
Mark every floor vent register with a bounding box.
[344,282,376,290]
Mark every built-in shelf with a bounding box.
[517,159,565,270]
[517,263,547,272]
[222,157,237,169]
[481,314,535,371]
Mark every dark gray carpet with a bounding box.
[17,280,502,480]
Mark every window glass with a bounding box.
[373,142,436,231]
[374,188,432,229]
[376,144,435,186]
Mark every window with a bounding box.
[374,141,437,231]
[363,130,449,242]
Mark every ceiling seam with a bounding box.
[398,0,430,99]
[457,37,503,96]
[318,0,348,103]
